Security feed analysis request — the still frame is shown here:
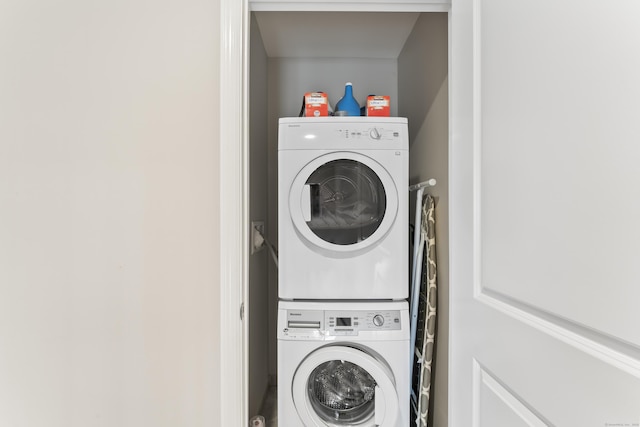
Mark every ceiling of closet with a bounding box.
[254,12,420,58]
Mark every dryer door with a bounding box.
[289,152,398,253]
[292,345,399,427]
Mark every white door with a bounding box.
[450,0,640,426]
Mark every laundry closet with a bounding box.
[246,4,450,425]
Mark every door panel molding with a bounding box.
[471,0,483,301]
[476,289,640,379]
[473,360,550,427]
[469,0,640,384]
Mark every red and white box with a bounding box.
[304,92,329,117]
[366,95,390,116]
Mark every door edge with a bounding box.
[219,0,250,425]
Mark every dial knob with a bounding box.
[369,128,381,140]
[373,314,385,327]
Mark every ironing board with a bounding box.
[409,193,438,426]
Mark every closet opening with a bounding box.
[247,10,449,426]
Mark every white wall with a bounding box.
[398,12,449,427]
[0,0,221,425]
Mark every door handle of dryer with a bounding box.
[374,385,385,425]
[302,184,312,222]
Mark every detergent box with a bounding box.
[366,95,390,116]
[304,92,329,117]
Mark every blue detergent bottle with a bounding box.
[335,82,361,116]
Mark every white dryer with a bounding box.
[278,300,410,427]
[278,117,408,300]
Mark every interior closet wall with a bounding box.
[267,59,399,118]
[398,13,449,427]
[248,14,270,417]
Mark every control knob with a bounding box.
[369,128,381,140]
[373,314,385,327]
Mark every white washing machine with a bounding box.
[278,300,409,427]
[278,117,408,300]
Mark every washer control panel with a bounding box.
[284,308,401,337]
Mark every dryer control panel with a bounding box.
[336,126,401,141]
[278,117,409,151]
[284,308,402,338]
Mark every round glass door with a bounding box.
[307,360,377,423]
[289,152,398,253]
[305,159,386,245]
[292,345,399,427]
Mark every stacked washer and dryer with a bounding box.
[277,117,410,427]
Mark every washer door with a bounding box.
[289,152,398,253]
[292,345,399,427]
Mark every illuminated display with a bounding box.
[336,317,351,327]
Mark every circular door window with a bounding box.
[292,345,399,427]
[289,152,398,253]
[307,360,377,423]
